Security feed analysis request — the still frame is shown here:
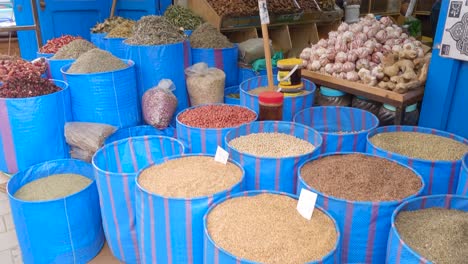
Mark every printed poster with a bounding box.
[440,0,468,61]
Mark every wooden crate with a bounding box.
[416,0,436,13]
[223,28,258,43]
[257,25,292,54]
[288,23,319,58]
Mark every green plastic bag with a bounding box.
[252,52,284,72]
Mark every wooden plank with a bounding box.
[259,25,292,54]
[302,70,425,106]
[223,28,258,43]
[188,0,222,29]
[288,23,318,58]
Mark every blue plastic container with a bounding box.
[90,32,106,49]
[367,126,468,195]
[184,30,193,36]
[203,191,341,264]
[135,154,244,264]
[0,80,71,174]
[47,58,74,81]
[176,104,257,155]
[224,86,240,105]
[294,106,379,154]
[36,52,54,59]
[225,121,322,194]
[105,37,127,59]
[456,153,468,196]
[386,195,468,264]
[105,125,176,145]
[126,41,191,114]
[92,136,185,264]
[8,159,104,264]
[238,66,279,83]
[192,46,239,87]
[240,76,316,121]
[297,152,425,264]
[62,60,140,128]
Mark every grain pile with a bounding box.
[178,105,256,128]
[185,63,226,106]
[91,16,131,33]
[229,133,315,157]
[189,23,233,49]
[207,193,337,263]
[125,16,185,45]
[39,35,82,54]
[138,156,242,198]
[51,39,96,60]
[205,0,300,16]
[301,154,422,201]
[396,208,468,264]
[67,49,128,74]
[14,173,91,201]
[164,5,204,30]
[107,20,136,38]
[370,132,468,161]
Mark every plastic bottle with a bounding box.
[258,91,284,121]
[378,103,420,126]
[316,87,352,107]
[352,95,381,116]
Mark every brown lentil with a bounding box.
[207,194,337,264]
[229,132,315,157]
[178,105,256,128]
[67,49,128,74]
[301,154,422,201]
[14,173,91,201]
[370,132,468,161]
[138,156,242,198]
[395,208,468,264]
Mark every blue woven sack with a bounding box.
[367,126,468,195]
[0,80,71,174]
[135,154,244,264]
[105,37,127,59]
[224,86,240,105]
[47,58,74,81]
[456,154,468,196]
[386,195,468,264]
[238,67,278,83]
[192,46,239,87]
[294,106,379,154]
[92,136,184,264]
[90,32,106,49]
[225,121,322,194]
[105,125,176,145]
[8,159,104,264]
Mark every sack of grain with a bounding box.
[65,122,116,153]
[456,153,468,196]
[104,125,176,145]
[142,79,178,129]
[185,63,226,106]
[294,106,379,154]
[238,38,272,64]
[92,136,185,264]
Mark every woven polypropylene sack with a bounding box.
[126,41,191,114]
[105,38,127,59]
[297,152,425,264]
[92,136,184,264]
[367,126,468,195]
[456,153,468,196]
[294,106,379,154]
[238,67,279,83]
[90,32,106,49]
[7,159,104,264]
[203,190,341,264]
[191,46,239,87]
[224,86,240,105]
[240,76,316,121]
[135,154,244,264]
[62,60,140,128]
[105,125,176,145]
[386,195,468,264]
[47,58,74,81]
[176,104,257,155]
[36,52,53,59]
[225,121,322,194]
[0,80,71,174]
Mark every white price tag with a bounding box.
[296,188,318,220]
[258,0,270,25]
[214,146,229,165]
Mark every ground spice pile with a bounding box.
[14,173,91,201]
[178,105,256,128]
[396,208,468,264]
[206,0,300,16]
[67,49,128,74]
[189,23,233,49]
[51,39,96,59]
[301,154,422,201]
[0,57,61,98]
[40,35,82,54]
[107,20,136,38]
[91,16,130,33]
[164,5,204,30]
[125,16,184,45]
[370,131,468,161]
[138,156,242,198]
[207,194,337,263]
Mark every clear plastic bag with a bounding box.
[142,79,178,129]
[65,122,117,152]
[70,146,94,162]
[185,62,225,107]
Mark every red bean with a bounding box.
[178,105,257,129]
[39,35,82,54]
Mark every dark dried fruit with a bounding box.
[40,35,82,54]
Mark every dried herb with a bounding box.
[40,35,82,54]
[125,16,185,45]
[51,39,96,60]
[106,20,136,38]
[190,23,233,49]
[206,0,300,16]
[164,5,204,30]
[91,16,131,33]
[67,49,128,74]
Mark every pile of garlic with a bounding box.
[300,14,431,94]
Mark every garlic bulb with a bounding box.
[310,60,321,71]
[346,71,360,81]
[343,62,356,72]
[325,63,335,74]
[338,22,349,33]
[336,52,348,63]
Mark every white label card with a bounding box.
[214,146,229,165]
[296,188,318,220]
[258,0,270,25]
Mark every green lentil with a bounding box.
[51,39,96,60]
[164,5,204,30]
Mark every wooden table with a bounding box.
[302,70,426,125]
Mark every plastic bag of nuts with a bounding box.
[142,79,178,129]
[185,62,225,106]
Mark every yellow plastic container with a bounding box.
[277,58,303,87]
